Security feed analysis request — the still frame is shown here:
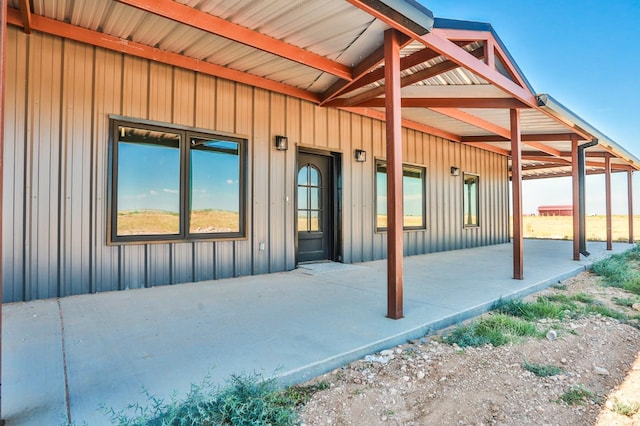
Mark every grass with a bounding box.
[591,245,640,295]
[522,361,563,377]
[495,297,574,320]
[611,400,640,416]
[612,296,639,307]
[443,313,540,347]
[103,373,327,426]
[558,385,595,406]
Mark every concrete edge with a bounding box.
[274,265,589,388]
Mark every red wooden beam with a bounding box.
[605,154,613,250]
[340,106,461,142]
[384,29,404,320]
[460,141,510,156]
[6,8,320,103]
[571,136,580,260]
[115,0,353,81]
[321,34,412,104]
[510,109,524,279]
[330,46,484,107]
[419,32,537,108]
[523,141,562,158]
[628,170,634,244]
[18,0,31,33]
[431,107,511,139]
[462,133,583,143]
[347,97,528,109]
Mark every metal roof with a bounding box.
[6,0,638,179]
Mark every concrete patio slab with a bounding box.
[2,240,634,425]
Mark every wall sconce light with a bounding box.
[450,166,460,176]
[275,135,288,151]
[355,149,367,162]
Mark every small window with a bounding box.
[109,120,246,243]
[375,161,426,231]
[463,174,479,227]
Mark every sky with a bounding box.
[421,0,640,215]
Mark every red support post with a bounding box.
[629,170,634,244]
[384,29,404,319]
[510,109,524,279]
[605,154,612,250]
[0,0,7,421]
[571,136,580,260]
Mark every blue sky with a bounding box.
[422,0,640,214]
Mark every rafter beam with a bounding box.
[116,0,353,81]
[419,32,537,107]
[18,0,31,34]
[330,46,484,107]
[341,107,461,142]
[522,156,570,163]
[342,97,528,109]
[430,107,511,139]
[462,133,584,143]
[321,34,411,104]
[460,142,510,156]
[6,7,320,103]
[523,141,562,157]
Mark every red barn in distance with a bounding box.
[538,205,573,216]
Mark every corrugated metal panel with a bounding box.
[3,27,510,302]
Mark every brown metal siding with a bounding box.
[3,27,510,302]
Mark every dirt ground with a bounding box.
[298,272,640,425]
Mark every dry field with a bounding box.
[521,215,637,242]
[117,210,239,235]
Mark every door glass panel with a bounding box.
[309,211,320,232]
[310,188,320,210]
[297,164,323,232]
[309,167,320,186]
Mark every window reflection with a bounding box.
[375,162,426,230]
[464,174,479,227]
[116,126,181,236]
[297,164,322,232]
[189,138,241,234]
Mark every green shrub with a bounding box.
[104,373,300,426]
[592,246,640,295]
[611,400,640,416]
[522,361,563,377]
[495,297,570,320]
[557,385,594,406]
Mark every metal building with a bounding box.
[1,0,639,321]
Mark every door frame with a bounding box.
[295,147,342,265]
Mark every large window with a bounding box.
[109,119,246,243]
[375,161,426,231]
[463,174,479,227]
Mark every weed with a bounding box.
[611,399,640,416]
[284,382,330,406]
[495,297,571,320]
[612,296,638,307]
[573,293,596,304]
[443,314,539,348]
[557,385,594,406]
[551,283,568,290]
[104,372,301,426]
[591,246,640,295]
[522,361,563,377]
[584,302,628,320]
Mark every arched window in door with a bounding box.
[298,164,323,232]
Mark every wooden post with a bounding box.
[571,136,580,260]
[628,170,634,244]
[0,0,7,421]
[384,29,403,319]
[510,109,523,279]
[605,154,612,250]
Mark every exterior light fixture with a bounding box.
[355,149,367,162]
[450,166,460,176]
[275,135,288,151]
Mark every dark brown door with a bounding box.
[297,153,332,262]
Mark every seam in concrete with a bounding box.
[57,299,72,425]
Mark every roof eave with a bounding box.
[359,0,434,35]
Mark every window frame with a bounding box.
[463,173,480,228]
[108,118,247,244]
[375,159,427,232]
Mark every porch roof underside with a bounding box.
[7,0,638,179]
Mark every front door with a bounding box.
[297,152,333,263]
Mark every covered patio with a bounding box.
[3,240,633,425]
